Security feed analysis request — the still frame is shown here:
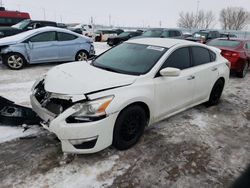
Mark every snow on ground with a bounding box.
[0,126,41,144]
[14,155,130,188]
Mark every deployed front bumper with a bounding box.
[30,94,118,154]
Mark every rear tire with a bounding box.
[3,53,26,70]
[113,105,147,150]
[207,79,224,106]
[237,62,249,78]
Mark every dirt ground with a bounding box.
[0,46,250,187]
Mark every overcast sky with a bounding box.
[3,0,250,29]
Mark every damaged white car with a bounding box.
[30,38,230,154]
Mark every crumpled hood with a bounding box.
[44,62,137,95]
[0,33,24,45]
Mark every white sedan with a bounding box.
[30,38,230,154]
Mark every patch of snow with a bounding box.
[0,126,40,144]
[20,155,130,188]
[94,42,110,55]
[0,81,34,90]
[190,112,207,129]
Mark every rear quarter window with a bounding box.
[209,50,216,62]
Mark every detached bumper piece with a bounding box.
[0,96,41,126]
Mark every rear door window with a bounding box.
[191,46,211,66]
[58,32,77,41]
[161,47,191,70]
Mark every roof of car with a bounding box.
[23,26,82,36]
[31,20,56,23]
[0,26,89,44]
[126,38,199,48]
[214,38,249,41]
[146,28,181,31]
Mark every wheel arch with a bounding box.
[76,49,89,58]
[3,51,28,64]
[117,101,151,125]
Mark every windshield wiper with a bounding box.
[97,66,121,73]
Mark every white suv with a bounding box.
[31,38,230,154]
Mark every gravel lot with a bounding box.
[0,43,250,188]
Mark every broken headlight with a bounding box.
[67,95,114,123]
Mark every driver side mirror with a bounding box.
[160,67,181,77]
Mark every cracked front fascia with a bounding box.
[49,93,86,102]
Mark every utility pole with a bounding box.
[195,0,200,27]
[43,8,46,20]
[109,14,111,27]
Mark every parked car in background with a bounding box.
[132,28,183,39]
[220,33,237,38]
[95,30,117,42]
[57,23,68,29]
[69,27,84,35]
[207,38,250,77]
[0,7,30,26]
[71,24,94,37]
[186,30,220,44]
[113,29,124,35]
[30,38,229,154]
[182,32,192,39]
[0,19,57,38]
[107,31,142,46]
[0,26,95,70]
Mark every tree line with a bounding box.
[178,7,250,30]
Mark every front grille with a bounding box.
[34,80,74,115]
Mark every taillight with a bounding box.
[221,50,240,65]
[221,50,240,58]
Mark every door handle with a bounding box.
[211,67,218,71]
[187,75,195,80]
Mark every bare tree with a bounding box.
[204,11,216,29]
[178,11,196,29]
[220,7,250,30]
[178,10,216,29]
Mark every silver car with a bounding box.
[0,26,95,70]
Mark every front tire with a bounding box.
[207,79,224,106]
[75,51,88,61]
[3,53,26,70]
[113,105,147,150]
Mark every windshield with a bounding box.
[207,39,241,48]
[142,30,163,37]
[92,43,167,75]
[118,32,130,37]
[192,32,209,39]
[12,19,31,30]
